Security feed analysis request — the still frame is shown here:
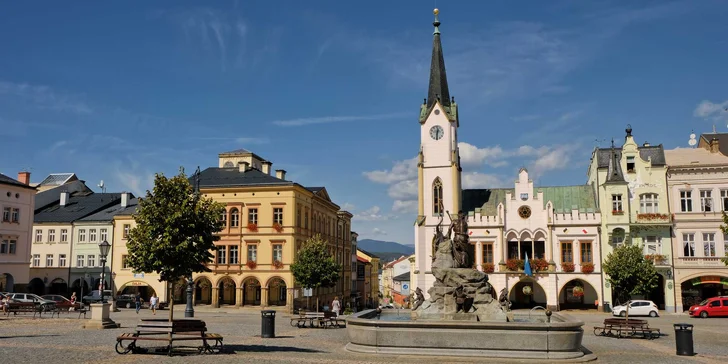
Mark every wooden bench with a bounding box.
[323,311,346,328]
[290,311,326,328]
[115,319,224,356]
[51,302,88,319]
[593,318,660,340]
[4,302,48,318]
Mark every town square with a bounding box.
[2,1,728,363]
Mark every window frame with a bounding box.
[78,229,86,242]
[561,242,573,263]
[580,241,592,263]
[611,194,623,212]
[700,190,713,212]
[32,254,40,267]
[273,243,283,262]
[59,254,67,267]
[247,244,257,263]
[682,233,696,257]
[77,255,84,267]
[87,254,96,267]
[433,178,443,216]
[2,207,10,222]
[248,208,258,225]
[229,246,239,265]
[11,208,19,222]
[46,254,54,267]
[48,229,56,242]
[680,190,692,212]
[639,193,659,213]
[482,242,494,264]
[702,233,716,257]
[273,208,284,225]
[643,236,659,255]
[61,229,68,242]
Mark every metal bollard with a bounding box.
[673,323,694,356]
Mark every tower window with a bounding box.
[433,178,443,216]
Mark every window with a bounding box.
[59,254,67,267]
[248,208,258,225]
[35,229,42,243]
[0,240,7,254]
[99,228,107,242]
[11,208,19,222]
[247,244,257,262]
[123,224,131,238]
[230,208,239,227]
[700,190,713,212]
[561,242,573,263]
[217,246,226,264]
[703,233,716,257]
[220,209,227,226]
[433,178,443,215]
[48,229,56,242]
[274,208,283,225]
[722,190,728,211]
[2,207,9,221]
[78,229,86,242]
[297,206,302,227]
[304,210,309,229]
[122,255,130,269]
[46,254,53,267]
[626,156,635,172]
[683,233,696,257]
[611,233,624,247]
[8,240,15,254]
[644,236,659,255]
[680,191,692,212]
[89,229,97,242]
[87,255,95,267]
[32,254,40,267]
[483,243,493,264]
[77,255,84,267]
[580,242,592,263]
[273,244,283,262]
[640,194,658,213]
[611,194,623,212]
[60,229,68,242]
[229,246,238,264]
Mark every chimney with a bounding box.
[643,142,650,147]
[262,161,272,175]
[275,169,287,180]
[710,137,720,153]
[60,191,69,207]
[121,192,129,208]
[17,171,30,185]
[238,161,250,173]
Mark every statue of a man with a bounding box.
[431,212,445,262]
[412,287,425,311]
[448,211,470,267]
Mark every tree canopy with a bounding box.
[290,234,341,290]
[602,244,659,304]
[126,168,225,283]
[721,212,728,266]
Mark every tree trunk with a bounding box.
[168,281,175,322]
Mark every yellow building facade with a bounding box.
[356,249,381,308]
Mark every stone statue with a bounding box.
[412,287,425,311]
[498,287,511,310]
[431,209,445,262]
[447,210,470,268]
[453,285,468,313]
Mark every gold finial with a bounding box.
[433,8,439,15]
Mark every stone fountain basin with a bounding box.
[346,310,594,361]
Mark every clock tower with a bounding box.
[413,9,462,293]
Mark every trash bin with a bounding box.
[261,310,276,338]
[674,323,694,356]
[603,301,611,313]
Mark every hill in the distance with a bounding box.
[357,239,414,264]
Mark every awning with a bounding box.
[691,276,728,286]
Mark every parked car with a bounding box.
[115,294,144,309]
[42,295,71,303]
[612,300,659,317]
[7,293,55,305]
[82,290,113,304]
[688,296,728,318]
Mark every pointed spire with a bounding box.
[426,8,451,109]
[606,138,626,183]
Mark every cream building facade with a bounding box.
[0,172,36,292]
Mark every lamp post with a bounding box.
[185,276,195,317]
[83,240,118,329]
[98,240,111,304]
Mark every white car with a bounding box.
[612,300,659,317]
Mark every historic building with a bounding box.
[355,248,380,309]
[189,149,352,313]
[0,172,36,293]
[381,255,410,302]
[587,128,675,312]
[666,131,728,312]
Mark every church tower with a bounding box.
[413,9,462,294]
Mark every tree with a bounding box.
[721,212,728,266]
[602,244,660,305]
[126,168,225,322]
[290,234,341,311]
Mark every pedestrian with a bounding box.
[332,296,341,317]
[69,292,77,311]
[150,293,158,315]
[134,292,143,314]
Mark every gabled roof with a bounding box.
[307,187,333,203]
[38,173,76,187]
[392,272,410,282]
[698,132,728,156]
[34,180,93,212]
[463,185,598,215]
[0,173,35,190]
[595,145,666,168]
[384,256,408,269]
[357,248,379,259]
[665,147,728,167]
[79,196,138,222]
[192,167,293,188]
[34,193,123,223]
[605,145,626,184]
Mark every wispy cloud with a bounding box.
[188,136,271,145]
[271,112,409,127]
[694,99,728,123]
[0,80,93,114]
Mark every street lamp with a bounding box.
[185,275,195,317]
[98,240,111,304]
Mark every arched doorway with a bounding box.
[194,277,213,305]
[119,281,157,300]
[71,279,90,298]
[267,277,287,306]
[559,279,598,310]
[680,275,728,311]
[243,277,261,306]
[0,273,15,292]
[218,277,236,306]
[28,278,45,296]
[49,278,67,295]
[509,279,546,309]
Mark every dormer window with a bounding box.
[626,156,635,173]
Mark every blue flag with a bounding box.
[524,252,533,277]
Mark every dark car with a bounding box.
[115,294,143,309]
[42,295,71,303]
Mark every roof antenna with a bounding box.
[688,130,697,148]
[98,180,106,194]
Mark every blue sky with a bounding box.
[2,0,728,246]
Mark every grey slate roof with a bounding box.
[426,19,450,109]
[306,187,324,194]
[79,197,138,222]
[393,272,410,282]
[191,167,292,188]
[595,145,666,168]
[0,173,35,190]
[699,132,728,156]
[219,148,252,155]
[34,180,93,212]
[605,146,626,183]
[34,193,122,223]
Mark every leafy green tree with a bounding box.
[602,244,660,305]
[126,168,225,321]
[721,212,728,266]
[290,234,341,311]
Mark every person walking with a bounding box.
[332,296,341,317]
[149,293,158,315]
[134,292,143,314]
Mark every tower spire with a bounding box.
[426,8,451,109]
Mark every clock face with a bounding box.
[429,125,444,140]
[518,205,532,219]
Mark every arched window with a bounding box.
[230,208,240,227]
[433,178,443,216]
[223,161,234,168]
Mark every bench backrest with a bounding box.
[301,312,325,318]
[136,319,207,333]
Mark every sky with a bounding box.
[2,0,728,246]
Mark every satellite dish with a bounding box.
[98,180,104,189]
[688,132,697,147]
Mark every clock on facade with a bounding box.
[430,125,444,140]
[518,205,532,219]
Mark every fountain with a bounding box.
[346,210,594,360]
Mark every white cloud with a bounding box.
[354,206,396,221]
[362,157,417,184]
[458,142,508,167]
[341,202,356,211]
[271,112,409,127]
[392,200,417,214]
[530,145,576,177]
[0,80,93,114]
[372,227,387,235]
[387,179,417,201]
[694,100,728,120]
[461,172,506,189]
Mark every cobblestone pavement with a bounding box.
[1,307,727,363]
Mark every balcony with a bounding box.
[633,213,671,225]
[675,257,725,267]
[644,254,671,266]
